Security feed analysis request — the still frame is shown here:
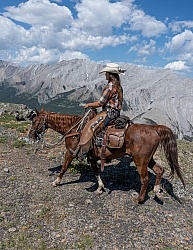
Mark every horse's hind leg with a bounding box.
[52,151,73,187]
[133,159,150,204]
[148,158,164,198]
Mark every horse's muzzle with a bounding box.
[28,131,40,142]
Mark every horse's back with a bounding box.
[126,123,160,138]
[126,123,176,146]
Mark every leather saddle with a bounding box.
[94,115,132,149]
[96,115,132,172]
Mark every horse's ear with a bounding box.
[41,107,44,112]
[35,108,39,116]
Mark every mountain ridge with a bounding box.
[0,59,193,141]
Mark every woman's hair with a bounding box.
[109,73,123,107]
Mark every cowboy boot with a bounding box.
[69,145,81,157]
[70,147,87,162]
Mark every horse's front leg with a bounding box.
[89,158,105,194]
[96,175,105,194]
[148,158,164,199]
[52,150,73,187]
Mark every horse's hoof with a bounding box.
[52,180,60,187]
[95,190,102,195]
[154,195,163,205]
[52,177,61,187]
[52,182,58,187]
[155,192,163,200]
[132,197,139,204]
[95,189,104,195]
[132,197,145,205]
[154,186,163,200]
[154,185,163,194]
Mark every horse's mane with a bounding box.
[40,110,82,133]
[45,110,81,119]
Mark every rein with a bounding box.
[41,118,81,149]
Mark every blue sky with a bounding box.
[0,0,193,78]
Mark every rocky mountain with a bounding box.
[0,59,193,141]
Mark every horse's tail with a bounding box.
[155,125,185,188]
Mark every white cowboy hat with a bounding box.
[100,63,126,75]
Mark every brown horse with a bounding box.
[28,108,185,204]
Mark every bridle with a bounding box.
[29,114,47,142]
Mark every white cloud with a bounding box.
[7,46,89,65]
[129,39,156,56]
[0,0,139,65]
[73,0,133,36]
[58,31,134,50]
[169,21,193,33]
[12,46,60,64]
[165,29,193,53]
[164,60,189,71]
[164,29,193,70]
[129,9,167,37]
[72,0,167,38]
[0,16,33,49]
[59,50,89,61]
[3,0,73,31]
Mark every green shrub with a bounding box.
[74,234,94,250]
[69,161,91,174]
[0,114,30,132]
[12,139,26,148]
[0,215,4,222]
[0,136,7,143]
[0,114,15,123]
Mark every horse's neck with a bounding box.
[46,113,81,135]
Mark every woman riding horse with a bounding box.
[70,63,126,160]
[28,62,185,204]
[28,108,185,204]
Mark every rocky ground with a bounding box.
[0,121,193,250]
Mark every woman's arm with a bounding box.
[84,101,101,109]
[84,85,111,109]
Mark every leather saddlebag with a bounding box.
[106,127,125,148]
